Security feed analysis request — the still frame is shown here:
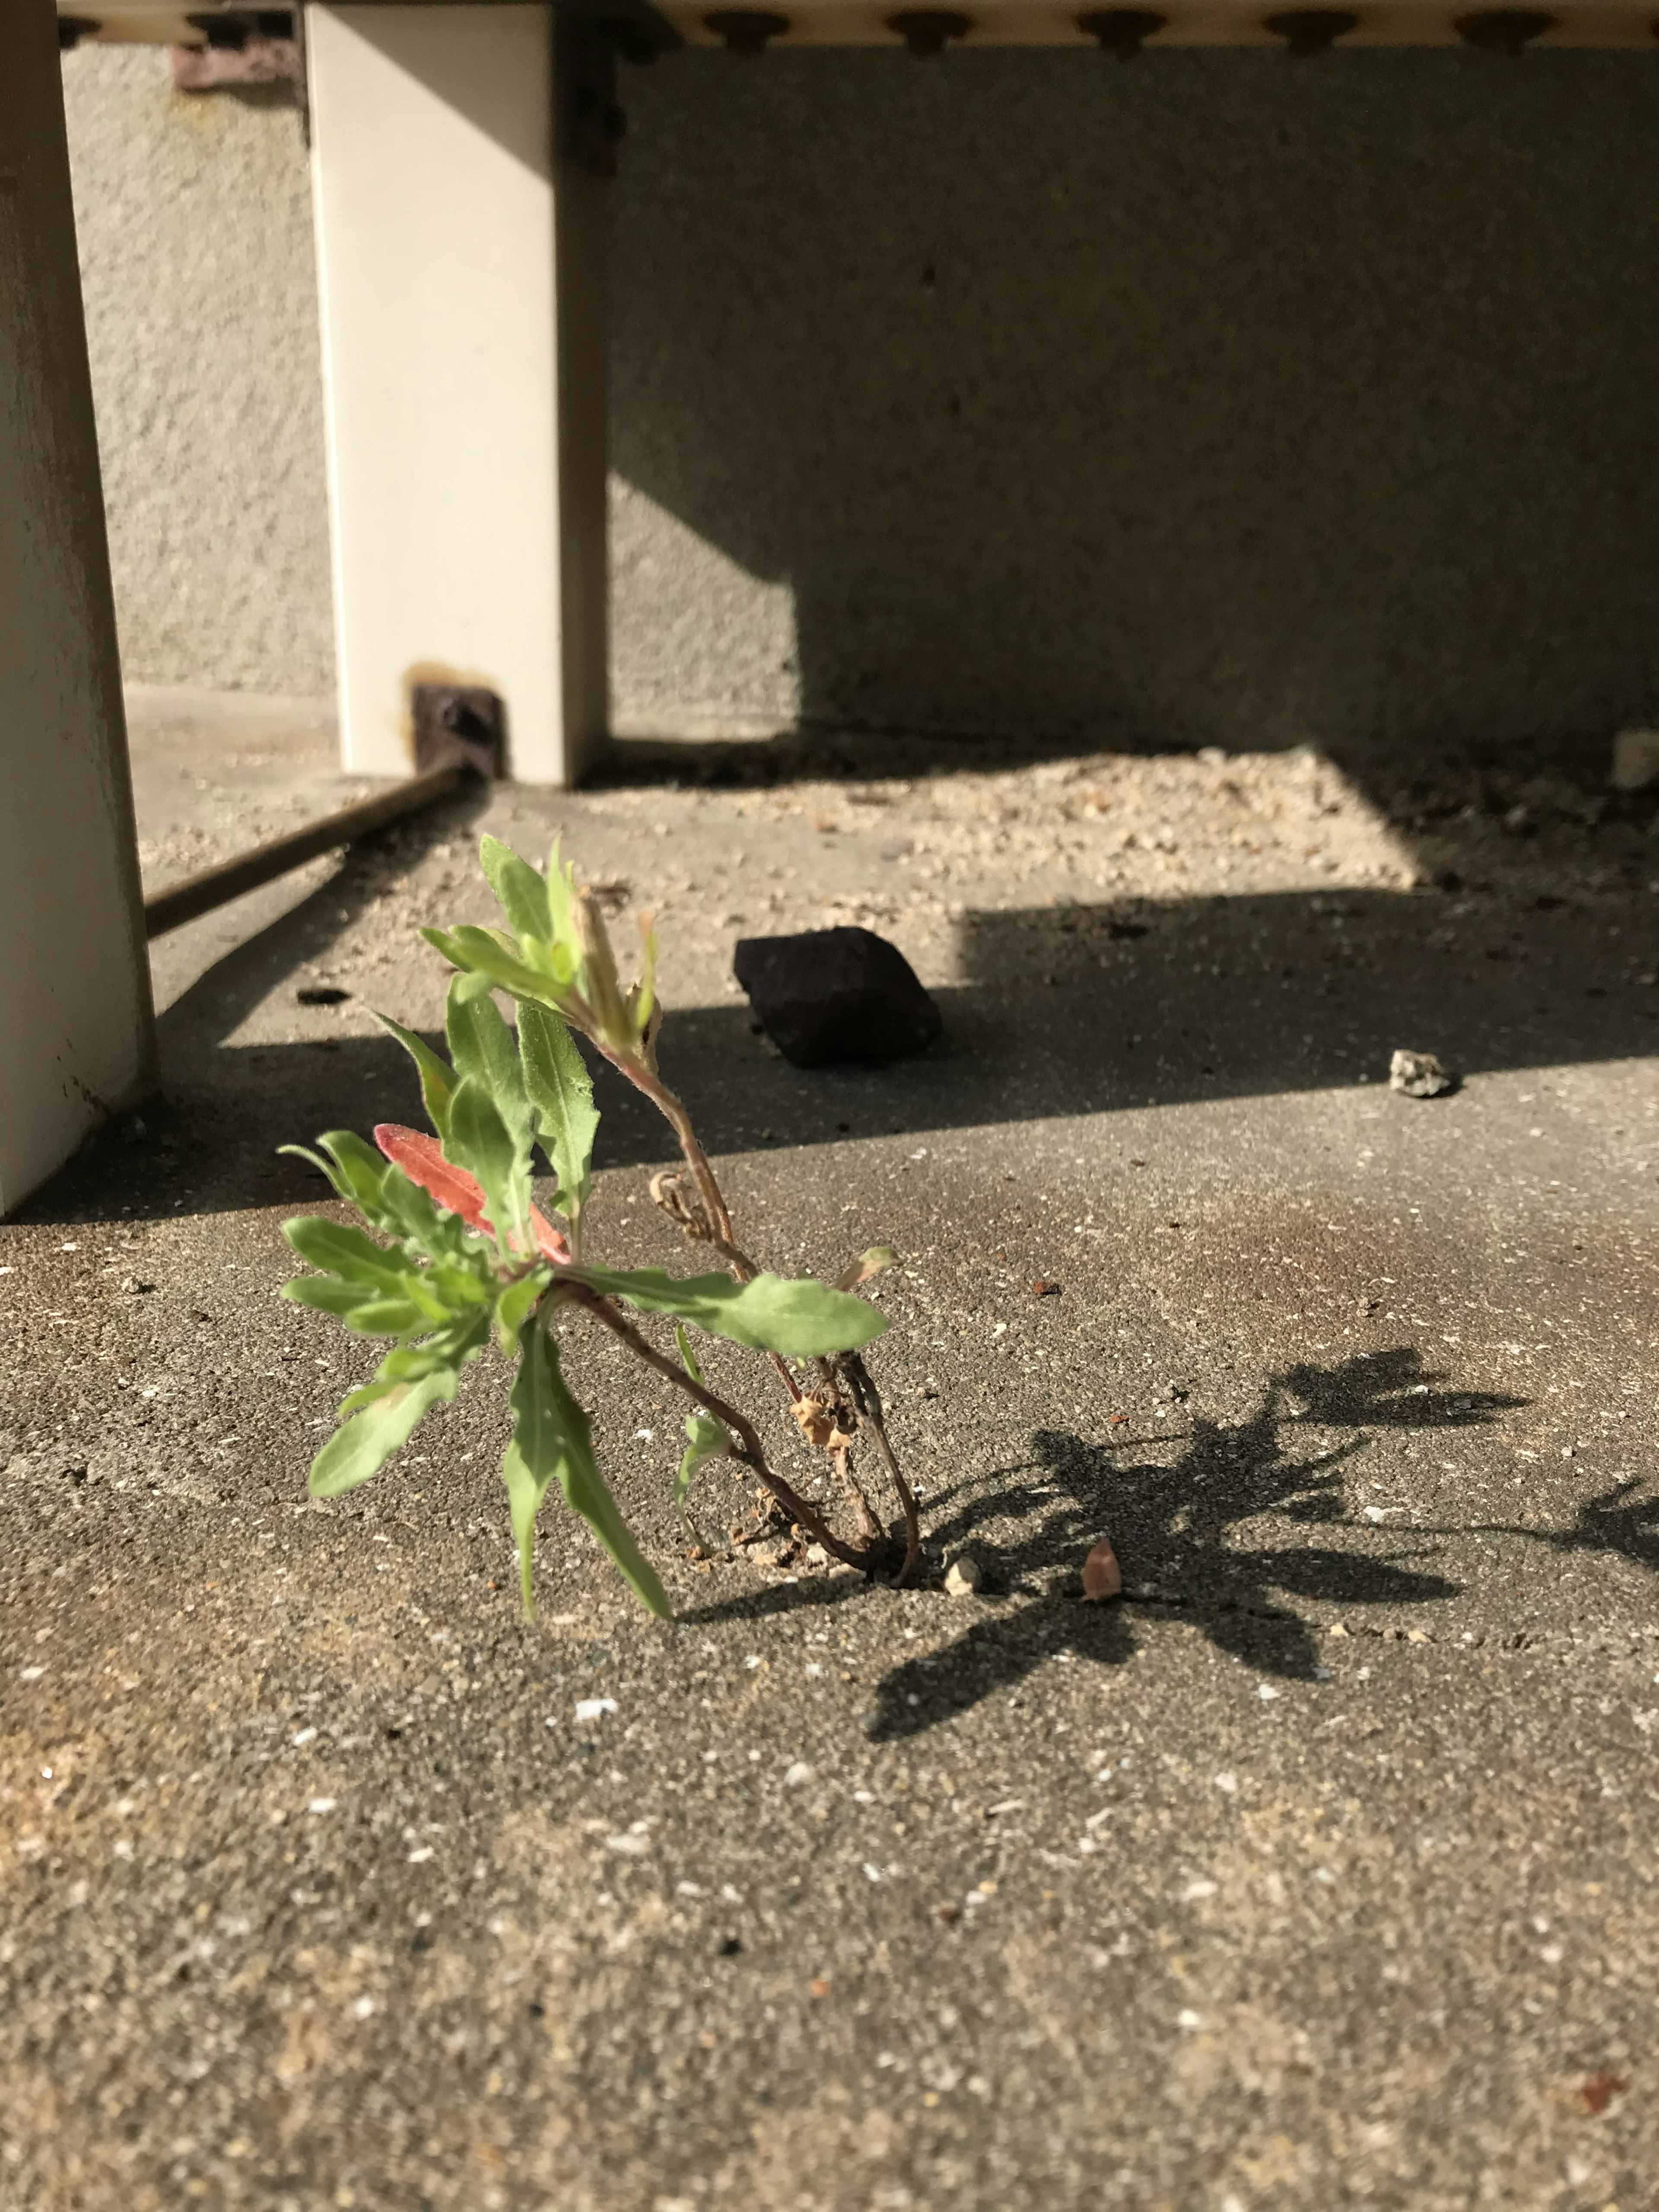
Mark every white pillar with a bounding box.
[307,4,612,788]
[0,0,156,1218]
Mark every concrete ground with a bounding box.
[3,691,1658,2211]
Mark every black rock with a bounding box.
[732,927,944,1068]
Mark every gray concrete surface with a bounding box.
[2,707,1657,2206]
[61,47,1659,756]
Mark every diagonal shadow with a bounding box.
[23,867,1655,1228]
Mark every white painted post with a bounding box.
[0,0,156,1217]
[306,3,612,788]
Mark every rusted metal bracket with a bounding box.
[172,8,302,92]
[411,684,506,780]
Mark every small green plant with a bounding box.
[280,836,919,1619]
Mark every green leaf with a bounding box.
[283,1216,408,1287]
[674,1323,703,1384]
[502,1319,670,1622]
[338,1317,488,1413]
[444,976,535,1245]
[545,833,576,950]
[575,1265,889,1358]
[308,1366,459,1497]
[281,1275,376,1319]
[674,1410,729,1521]
[341,1295,437,1337]
[445,975,531,1139]
[372,1013,456,1141]
[518,1004,598,1235]
[494,1266,552,1354]
[312,1131,392,1226]
[422,925,561,1011]
[445,1078,528,1257]
[479,835,552,944]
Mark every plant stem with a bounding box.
[609,1053,736,1250]
[839,1351,921,1588]
[570,1286,877,1573]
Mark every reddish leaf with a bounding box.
[1081,1538,1122,1602]
[375,1122,569,1262]
[375,1125,489,1226]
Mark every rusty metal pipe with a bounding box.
[142,761,475,940]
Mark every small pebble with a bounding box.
[944,1553,984,1597]
[1389,1048,1454,1099]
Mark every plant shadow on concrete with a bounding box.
[686,1346,1524,1738]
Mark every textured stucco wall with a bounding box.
[60,48,334,694]
[613,50,1659,757]
[60,45,1659,754]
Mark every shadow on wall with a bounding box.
[610,49,1659,767]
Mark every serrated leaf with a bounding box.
[502,1319,669,1622]
[518,1003,598,1238]
[283,1215,408,1287]
[445,1079,529,1259]
[307,1367,459,1497]
[375,1123,490,1231]
[575,1265,889,1358]
[479,835,552,944]
[372,1012,456,1141]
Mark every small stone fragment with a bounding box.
[1610,727,1659,793]
[1081,1538,1122,1602]
[1389,1048,1454,1099]
[944,1552,984,1597]
[732,926,943,1068]
[1030,1280,1060,1298]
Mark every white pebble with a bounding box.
[573,1698,617,1723]
[306,1798,337,1815]
[1213,1772,1238,1794]
[1256,1684,1281,1702]
[784,1761,813,1787]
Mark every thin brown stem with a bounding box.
[839,1351,921,1588]
[610,1053,736,1250]
[569,1285,876,1573]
